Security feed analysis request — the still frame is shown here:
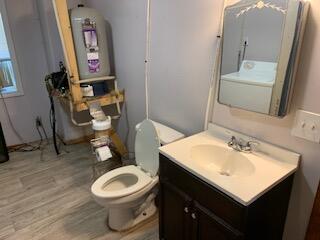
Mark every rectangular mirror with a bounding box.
[218,0,309,117]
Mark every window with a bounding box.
[0,0,23,98]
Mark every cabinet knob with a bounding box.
[184,207,189,213]
[191,213,197,220]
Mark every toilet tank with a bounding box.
[136,120,185,145]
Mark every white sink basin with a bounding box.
[159,124,300,206]
[190,144,255,177]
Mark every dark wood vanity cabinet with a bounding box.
[159,154,294,240]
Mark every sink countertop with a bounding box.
[159,124,300,206]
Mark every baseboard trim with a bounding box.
[8,134,95,150]
[64,134,95,145]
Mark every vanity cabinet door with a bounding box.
[192,202,243,240]
[159,180,193,240]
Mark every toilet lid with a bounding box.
[135,119,160,177]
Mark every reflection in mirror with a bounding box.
[218,0,309,117]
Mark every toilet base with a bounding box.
[108,200,157,231]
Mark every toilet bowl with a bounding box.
[91,119,184,231]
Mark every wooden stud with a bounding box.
[107,128,128,157]
[52,0,82,103]
[75,91,125,112]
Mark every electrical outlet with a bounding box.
[36,117,42,127]
[291,110,320,143]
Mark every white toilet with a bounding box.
[91,119,184,231]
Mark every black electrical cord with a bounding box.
[49,108,65,145]
[35,125,43,144]
[40,123,49,143]
[49,95,60,155]
[45,65,68,156]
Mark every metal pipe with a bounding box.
[237,50,242,72]
[204,0,226,130]
[242,39,248,62]
[69,99,92,127]
[144,0,152,120]
[204,36,222,130]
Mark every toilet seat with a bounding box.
[91,165,153,199]
[135,120,160,177]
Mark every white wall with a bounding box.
[85,0,148,151]
[212,1,320,239]
[0,0,52,146]
[242,0,286,62]
[86,0,223,151]
[221,7,244,75]
[148,0,223,137]
[242,7,284,62]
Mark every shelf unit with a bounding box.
[52,0,128,156]
[76,90,125,112]
[52,0,124,112]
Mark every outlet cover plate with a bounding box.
[291,110,320,143]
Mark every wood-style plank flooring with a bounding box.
[0,142,159,240]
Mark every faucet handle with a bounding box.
[228,136,236,147]
[227,135,260,153]
[239,139,258,153]
[238,138,247,146]
[247,140,259,146]
[246,140,260,151]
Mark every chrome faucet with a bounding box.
[227,136,258,153]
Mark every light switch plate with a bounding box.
[291,110,320,143]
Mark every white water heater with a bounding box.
[70,5,111,80]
